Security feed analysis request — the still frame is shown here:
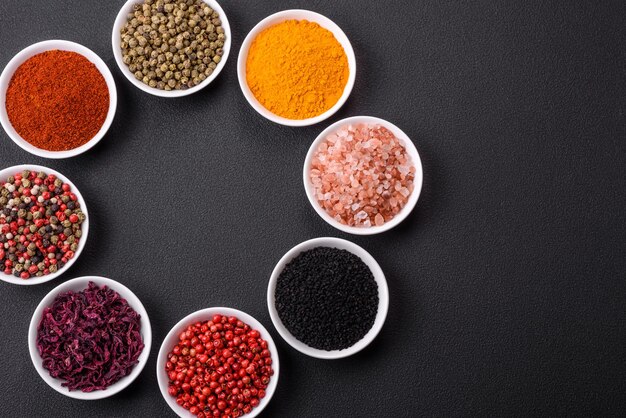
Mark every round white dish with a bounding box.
[0,40,117,158]
[112,0,231,98]
[303,115,423,235]
[267,237,389,359]
[0,164,89,285]
[157,307,279,417]
[28,276,152,400]
[237,9,356,126]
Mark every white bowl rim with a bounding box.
[237,9,357,127]
[303,115,424,235]
[0,164,89,286]
[267,237,389,359]
[0,40,117,159]
[112,0,232,98]
[156,307,279,418]
[28,275,152,400]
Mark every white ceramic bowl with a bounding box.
[303,116,423,235]
[0,164,89,286]
[267,237,389,359]
[0,40,117,159]
[112,0,231,97]
[237,9,356,126]
[28,276,152,400]
[157,307,279,417]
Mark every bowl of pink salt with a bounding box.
[304,116,423,235]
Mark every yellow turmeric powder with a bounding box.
[246,20,349,120]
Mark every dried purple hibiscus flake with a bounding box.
[36,281,144,392]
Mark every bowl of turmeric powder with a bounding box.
[0,40,117,158]
[237,10,357,127]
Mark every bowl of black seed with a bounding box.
[267,237,389,359]
[112,0,231,97]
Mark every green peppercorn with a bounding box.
[120,0,226,90]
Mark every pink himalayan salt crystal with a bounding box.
[310,123,415,227]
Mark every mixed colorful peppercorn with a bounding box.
[0,170,85,279]
[165,314,274,418]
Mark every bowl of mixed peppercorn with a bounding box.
[0,165,88,285]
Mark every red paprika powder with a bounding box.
[5,50,109,151]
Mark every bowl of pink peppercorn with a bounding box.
[156,307,279,418]
[304,116,423,235]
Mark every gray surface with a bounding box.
[1,0,626,417]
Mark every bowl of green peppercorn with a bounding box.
[112,0,231,97]
[0,164,89,286]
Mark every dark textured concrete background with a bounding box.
[1,1,625,416]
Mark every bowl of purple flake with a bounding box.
[28,276,152,400]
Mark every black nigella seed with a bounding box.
[275,246,378,351]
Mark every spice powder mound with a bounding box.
[5,50,109,151]
[246,20,349,120]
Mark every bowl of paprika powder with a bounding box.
[0,40,117,158]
